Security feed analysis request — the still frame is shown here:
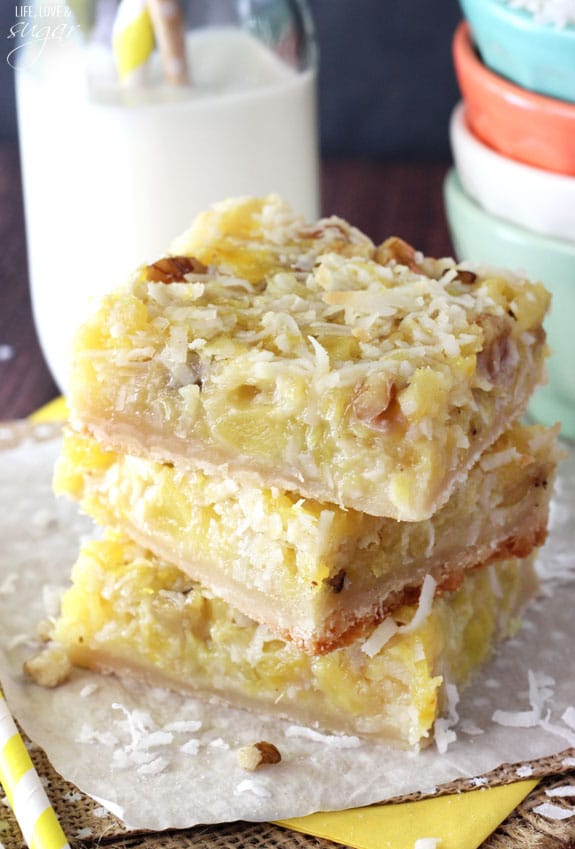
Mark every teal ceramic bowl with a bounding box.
[458,0,575,104]
[444,168,575,440]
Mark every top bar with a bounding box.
[69,195,549,520]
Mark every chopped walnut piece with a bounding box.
[24,647,71,688]
[374,237,424,273]
[144,255,208,284]
[237,741,282,771]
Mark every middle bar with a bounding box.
[55,422,559,653]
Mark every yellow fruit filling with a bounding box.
[50,532,537,746]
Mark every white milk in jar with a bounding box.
[16,26,319,391]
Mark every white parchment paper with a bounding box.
[0,425,574,830]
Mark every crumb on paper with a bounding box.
[237,741,281,771]
[24,647,71,688]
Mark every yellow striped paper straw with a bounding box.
[112,0,155,83]
[0,689,70,849]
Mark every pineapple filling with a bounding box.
[54,423,557,650]
[69,195,549,521]
[51,533,536,746]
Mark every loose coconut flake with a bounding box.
[492,670,554,728]
[546,785,575,798]
[516,765,534,778]
[361,618,399,658]
[434,683,460,754]
[361,574,437,658]
[533,802,574,820]
[284,725,361,748]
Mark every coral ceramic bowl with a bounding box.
[450,102,575,242]
[458,0,575,103]
[444,168,575,439]
[453,21,575,175]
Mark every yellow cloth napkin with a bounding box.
[30,395,538,849]
[280,781,537,849]
[29,397,69,423]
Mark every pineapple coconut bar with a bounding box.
[34,195,559,748]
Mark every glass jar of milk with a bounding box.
[15,0,319,392]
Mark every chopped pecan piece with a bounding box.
[353,374,401,430]
[237,741,282,771]
[374,237,424,273]
[476,314,517,386]
[144,255,208,284]
[325,569,346,594]
[24,647,71,688]
[455,270,477,286]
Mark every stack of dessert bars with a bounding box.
[36,196,560,747]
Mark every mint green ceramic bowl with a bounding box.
[444,168,575,440]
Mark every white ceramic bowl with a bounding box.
[450,101,575,242]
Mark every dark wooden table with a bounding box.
[0,142,453,420]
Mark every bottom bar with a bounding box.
[46,533,537,747]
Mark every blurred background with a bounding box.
[0,0,463,419]
[0,0,462,155]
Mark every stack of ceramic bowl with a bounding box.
[444,0,575,438]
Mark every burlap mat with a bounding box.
[0,731,571,848]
